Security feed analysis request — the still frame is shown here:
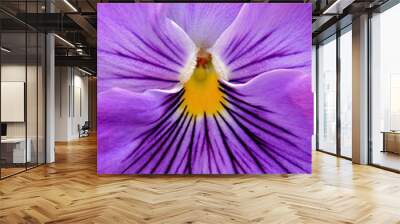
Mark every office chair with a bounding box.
[79,121,90,138]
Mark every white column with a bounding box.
[46,33,55,163]
[352,14,369,164]
[46,0,55,163]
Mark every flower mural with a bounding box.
[98,3,313,174]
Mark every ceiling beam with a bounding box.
[67,13,97,45]
[55,55,96,72]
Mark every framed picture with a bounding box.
[98,3,313,174]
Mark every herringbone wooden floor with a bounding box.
[1,135,400,224]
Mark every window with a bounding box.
[317,36,337,154]
[370,2,400,171]
[340,28,352,158]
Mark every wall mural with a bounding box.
[98,3,313,174]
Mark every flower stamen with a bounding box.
[181,50,226,116]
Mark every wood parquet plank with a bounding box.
[1,135,400,224]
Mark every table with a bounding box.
[382,131,400,154]
[1,138,31,163]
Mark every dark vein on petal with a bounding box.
[100,60,178,83]
[123,94,184,162]
[100,53,175,81]
[116,42,173,72]
[138,93,183,139]
[135,106,188,173]
[222,97,298,139]
[199,136,208,173]
[100,49,178,74]
[160,88,185,107]
[212,139,225,173]
[213,115,241,174]
[204,114,218,174]
[159,23,186,56]
[187,117,197,174]
[229,64,310,83]
[221,105,292,173]
[216,112,266,173]
[227,30,274,65]
[177,149,189,174]
[122,105,186,173]
[226,32,259,65]
[224,33,248,60]
[218,81,244,97]
[263,142,309,172]
[220,88,274,113]
[191,126,202,166]
[231,50,304,73]
[221,102,298,148]
[127,29,183,66]
[165,115,193,173]
[105,74,178,83]
[225,93,310,169]
[152,25,184,63]
[203,113,213,174]
[150,111,189,174]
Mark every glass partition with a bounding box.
[1,30,28,177]
[317,36,337,154]
[316,26,354,159]
[0,1,46,179]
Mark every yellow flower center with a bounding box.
[181,51,226,116]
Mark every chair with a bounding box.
[78,121,90,138]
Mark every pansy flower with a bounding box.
[98,3,313,174]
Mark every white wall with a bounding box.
[1,65,26,134]
[1,82,25,122]
[1,63,46,164]
[1,64,39,138]
[55,67,89,141]
[55,66,70,141]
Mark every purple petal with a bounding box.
[165,3,243,49]
[97,3,196,93]
[99,70,312,174]
[210,3,312,83]
[220,70,314,174]
[97,87,183,174]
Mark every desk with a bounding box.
[382,131,400,154]
[1,138,31,163]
